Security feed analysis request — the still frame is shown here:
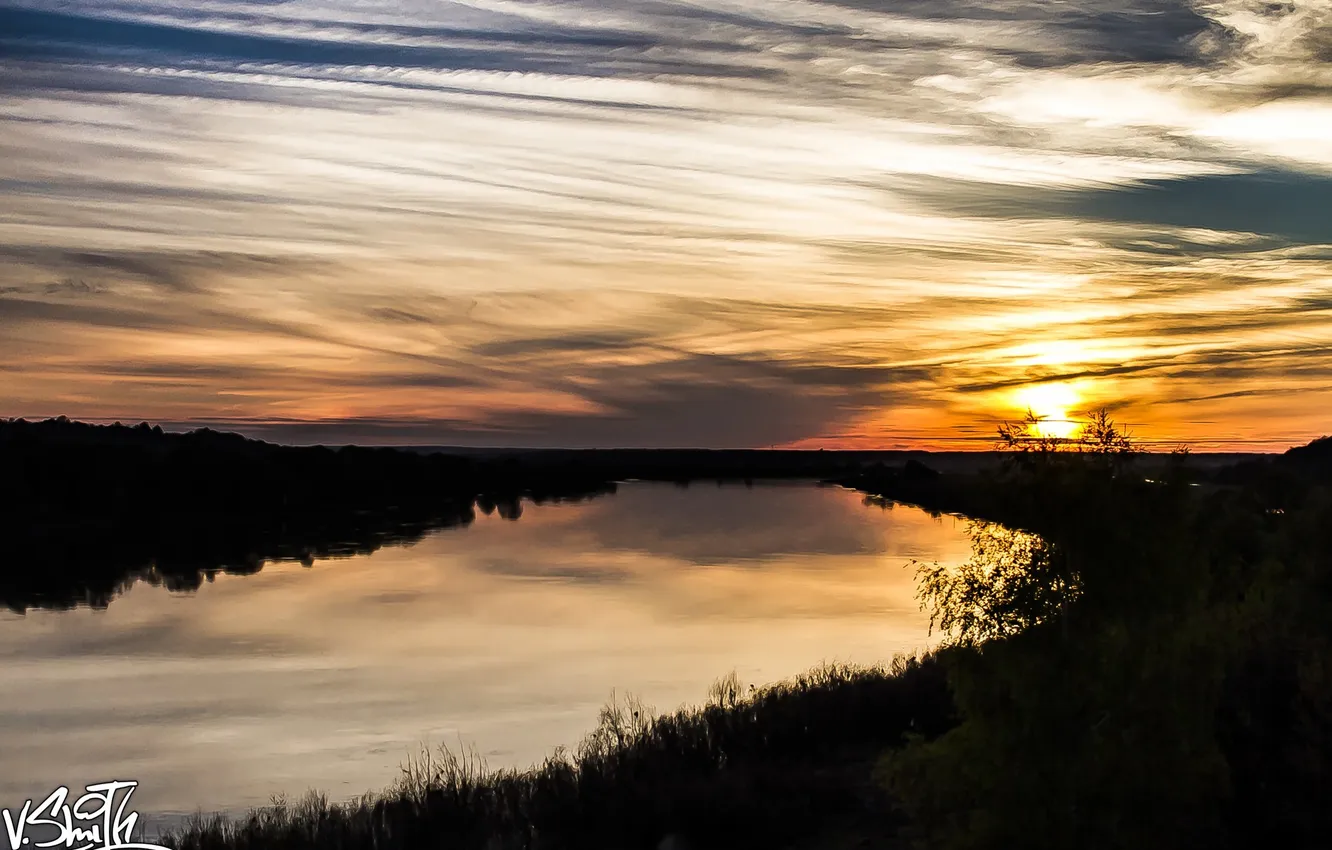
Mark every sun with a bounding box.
[1013,383,1081,439]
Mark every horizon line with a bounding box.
[4,415,1313,454]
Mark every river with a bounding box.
[0,481,972,826]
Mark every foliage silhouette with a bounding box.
[0,417,619,611]
[914,523,1063,644]
[877,410,1332,850]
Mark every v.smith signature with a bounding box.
[2,781,168,850]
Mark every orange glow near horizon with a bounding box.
[2,0,1332,450]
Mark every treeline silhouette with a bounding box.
[2,416,620,519]
[1,417,615,612]
[426,447,974,482]
[852,415,1332,849]
[840,421,1332,529]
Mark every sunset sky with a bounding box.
[2,0,1330,449]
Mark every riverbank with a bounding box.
[164,657,954,850]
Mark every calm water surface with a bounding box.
[0,483,972,822]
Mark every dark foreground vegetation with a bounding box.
[167,659,953,850]
[858,413,1332,849]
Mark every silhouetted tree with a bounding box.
[882,408,1332,850]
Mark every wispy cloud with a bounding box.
[2,0,1330,447]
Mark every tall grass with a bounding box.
[165,655,952,850]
